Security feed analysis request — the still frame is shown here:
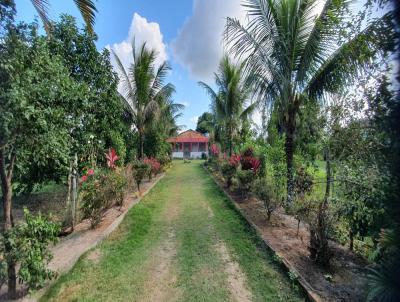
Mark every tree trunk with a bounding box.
[229,124,233,157]
[285,120,295,205]
[349,230,354,251]
[0,150,17,298]
[138,129,144,159]
[324,147,331,202]
[309,147,332,268]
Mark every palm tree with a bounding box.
[199,56,256,156]
[225,0,394,203]
[158,98,185,137]
[113,41,175,159]
[5,0,97,33]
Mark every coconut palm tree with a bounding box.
[113,41,175,159]
[5,0,97,33]
[158,98,185,137]
[199,56,256,156]
[225,0,394,203]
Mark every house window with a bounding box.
[199,143,206,152]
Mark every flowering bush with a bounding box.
[240,147,261,175]
[80,169,127,228]
[132,161,151,194]
[221,154,241,188]
[228,154,241,168]
[143,157,161,180]
[240,147,255,170]
[210,144,220,157]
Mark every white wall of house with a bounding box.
[172,151,208,159]
[172,152,184,158]
[190,152,204,158]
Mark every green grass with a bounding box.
[41,161,306,302]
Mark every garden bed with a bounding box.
[1,173,165,302]
[208,168,369,302]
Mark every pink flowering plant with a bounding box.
[210,144,220,157]
[80,148,126,228]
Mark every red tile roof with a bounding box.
[166,130,209,143]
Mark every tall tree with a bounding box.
[0,23,81,297]
[112,41,175,159]
[225,0,395,203]
[199,56,256,156]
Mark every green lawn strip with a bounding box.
[174,162,232,302]
[40,176,172,302]
[198,163,306,302]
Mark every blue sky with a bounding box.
[16,0,247,130]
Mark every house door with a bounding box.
[183,143,191,158]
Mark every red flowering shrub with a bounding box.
[210,144,220,157]
[250,157,261,175]
[143,157,161,179]
[240,147,255,170]
[228,154,241,168]
[240,147,260,174]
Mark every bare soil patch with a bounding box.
[210,170,368,302]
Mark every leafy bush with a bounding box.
[156,154,171,170]
[292,166,314,234]
[240,147,255,170]
[240,147,261,175]
[253,178,280,220]
[221,154,241,188]
[221,163,237,188]
[201,152,208,160]
[132,161,151,193]
[80,169,127,227]
[236,169,255,197]
[143,157,161,180]
[0,209,60,290]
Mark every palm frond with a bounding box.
[73,0,97,33]
[306,13,395,99]
[31,0,51,33]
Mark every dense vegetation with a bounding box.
[0,2,181,298]
[198,0,399,299]
[0,0,398,300]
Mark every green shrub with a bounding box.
[221,163,237,188]
[156,154,171,170]
[0,209,60,290]
[132,161,151,193]
[236,169,254,197]
[253,178,280,220]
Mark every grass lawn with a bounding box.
[41,161,306,302]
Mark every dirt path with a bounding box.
[41,161,304,302]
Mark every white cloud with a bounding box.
[189,115,199,124]
[106,13,167,76]
[171,0,246,82]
